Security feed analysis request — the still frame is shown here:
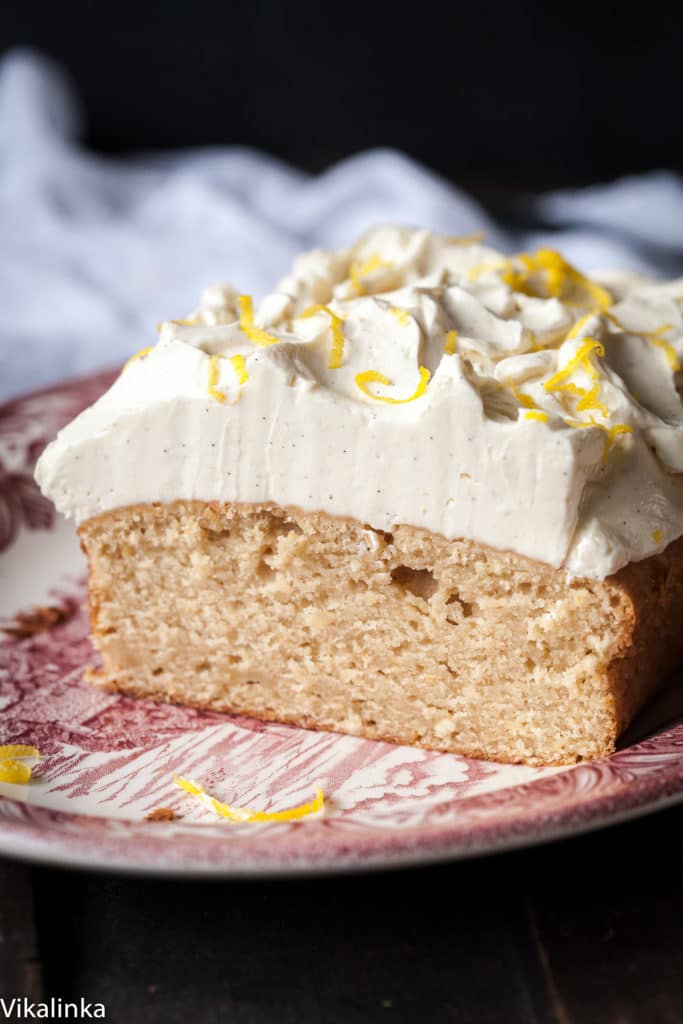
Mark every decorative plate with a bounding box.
[1,373,683,877]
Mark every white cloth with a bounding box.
[1,49,682,401]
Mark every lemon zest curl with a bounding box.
[300,305,346,369]
[349,254,394,295]
[355,367,431,404]
[207,354,249,403]
[511,385,535,409]
[563,418,633,465]
[237,295,281,347]
[469,249,612,314]
[543,338,605,393]
[174,775,324,823]
[207,355,227,403]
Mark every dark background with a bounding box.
[2,0,682,188]
[4,803,683,1023]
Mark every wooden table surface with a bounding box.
[1,800,682,1024]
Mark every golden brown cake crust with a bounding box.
[78,501,683,766]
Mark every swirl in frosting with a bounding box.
[36,226,683,579]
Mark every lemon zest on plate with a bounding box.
[174,775,324,823]
[0,760,32,784]
[0,745,39,785]
[523,410,549,423]
[0,745,40,759]
[355,367,431,404]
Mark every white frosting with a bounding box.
[36,226,683,579]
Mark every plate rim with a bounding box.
[1,784,682,878]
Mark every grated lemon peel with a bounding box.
[523,249,612,311]
[540,337,612,420]
[349,254,394,295]
[207,354,250,403]
[505,382,552,422]
[355,366,431,405]
[0,745,39,785]
[123,347,154,372]
[0,745,40,759]
[563,418,633,465]
[174,774,324,823]
[237,295,281,347]
[607,313,680,372]
[388,306,412,327]
[0,761,32,784]
[573,383,609,418]
[511,385,535,410]
[444,330,458,355]
[207,355,227,403]
[543,338,605,392]
[469,249,612,314]
[300,304,346,368]
[566,312,597,341]
[230,353,249,386]
[601,423,634,464]
[647,330,680,372]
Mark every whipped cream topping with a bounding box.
[36,226,683,579]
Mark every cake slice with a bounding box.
[36,227,683,765]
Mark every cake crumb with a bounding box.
[1,601,76,638]
[145,807,181,822]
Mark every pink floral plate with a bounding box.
[1,372,683,877]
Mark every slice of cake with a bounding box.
[36,227,683,765]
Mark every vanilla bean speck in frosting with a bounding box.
[36,226,683,579]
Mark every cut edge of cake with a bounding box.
[77,500,683,766]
